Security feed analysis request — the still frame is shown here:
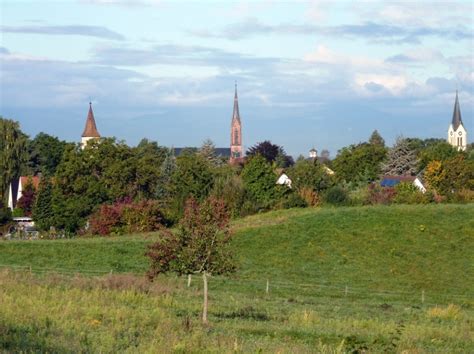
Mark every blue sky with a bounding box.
[1,0,473,157]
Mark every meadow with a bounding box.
[1,204,473,352]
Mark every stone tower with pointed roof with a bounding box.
[81,102,101,149]
[230,83,243,163]
[447,91,467,151]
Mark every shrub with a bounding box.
[12,208,24,217]
[393,182,429,204]
[451,188,474,203]
[323,186,349,205]
[278,191,308,209]
[121,200,164,233]
[348,186,369,206]
[211,175,247,218]
[366,184,396,205]
[298,187,320,206]
[89,199,164,236]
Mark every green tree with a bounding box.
[199,139,221,167]
[287,159,334,193]
[424,155,474,196]
[146,197,235,324]
[418,141,458,171]
[27,132,69,176]
[0,118,29,202]
[332,143,387,184]
[155,149,176,200]
[241,155,278,207]
[32,177,54,231]
[171,151,214,202]
[369,130,385,147]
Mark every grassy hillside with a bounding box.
[1,204,473,352]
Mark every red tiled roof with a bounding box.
[82,103,101,138]
[20,176,40,190]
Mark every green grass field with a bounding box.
[1,204,473,352]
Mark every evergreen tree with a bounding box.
[382,137,418,176]
[369,130,385,147]
[199,139,220,166]
[32,177,54,231]
[156,149,176,200]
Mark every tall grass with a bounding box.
[1,204,473,352]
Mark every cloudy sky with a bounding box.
[1,0,473,157]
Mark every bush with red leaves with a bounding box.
[89,198,163,235]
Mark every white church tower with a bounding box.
[447,91,467,151]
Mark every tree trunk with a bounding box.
[187,274,192,287]
[202,272,208,325]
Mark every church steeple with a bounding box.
[230,83,243,163]
[232,82,241,122]
[447,90,467,151]
[82,102,100,138]
[81,102,101,148]
[451,90,463,131]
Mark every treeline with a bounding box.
[1,117,473,236]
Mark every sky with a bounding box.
[1,0,473,157]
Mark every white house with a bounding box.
[447,91,468,151]
[380,175,426,193]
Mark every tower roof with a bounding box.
[451,91,463,131]
[82,102,101,138]
[232,83,241,123]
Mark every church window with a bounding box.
[234,129,239,145]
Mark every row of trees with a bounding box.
[1,117,473,235]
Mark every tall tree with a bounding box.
[27,132,69,176]
[32,177,54,231]
[146,197,235,324]
[155,149,177,201]
[199,139,220,166]
[332,143,387,184]
[382,137,418,176]
[246,140,285,164]
[241,155,278,207]
[0,118,29,202]
[369,130,385,147]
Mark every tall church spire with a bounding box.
[81,102,101,149]
[82,102,101,138]
[232,82,241,122]
[451,90,463,131]
[230,82,243,163]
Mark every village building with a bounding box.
[380,175,426,193]
[308,148,335,175]
[81,102,101,149]
[7,176,41,210]
[447,91,468,151]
